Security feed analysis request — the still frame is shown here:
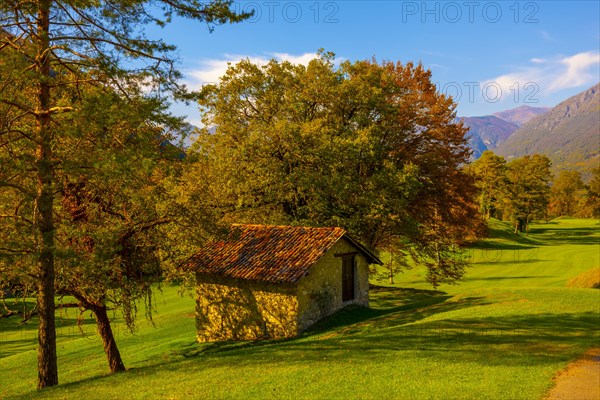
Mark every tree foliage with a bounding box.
[501,154,552,233]
[0,65,188,373]
[549,170,585,217]
[466,150,507,220]
[468,152,595,227]
[56,87,187,372]
[193,54,480,288]
[583,167,600,218]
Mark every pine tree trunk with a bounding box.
[36,257,57,388]
[92,305,126,373]
[35,89,58,389]
[35,0,58,389]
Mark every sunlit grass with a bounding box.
[373,218,600,292]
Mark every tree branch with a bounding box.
[0,181,34,197]
[0,246,34,254]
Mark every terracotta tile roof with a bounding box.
[186,224,381,284]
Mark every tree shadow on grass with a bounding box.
[170,311,599,370]
[469,259,546,265]
[175,286,487,358]
[0,299,96,333]
[471,242,538,251]
[529,226,600,246]
[304,286,450,333]
[484,226,540,246]
[0,307,97,359]
[166,285,598,365]
[0,338,38,358]
[31,289,600,398]
[463,275,556,282]
[479,222,600,248]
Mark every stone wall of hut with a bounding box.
[195,238,370,342]
[296,238,370,331]
[195,275,298,342]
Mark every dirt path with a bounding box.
[545,349,600,400]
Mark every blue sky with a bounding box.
[151,1,600,125]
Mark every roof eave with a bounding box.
[342,233,383,265]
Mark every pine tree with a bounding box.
[0,1,250,388]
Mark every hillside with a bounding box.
[496,84,600,177]
[459,106,550,159]
[460,116,520,159]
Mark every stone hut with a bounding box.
[187,224,382,342]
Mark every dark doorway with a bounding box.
[342,255,355,302]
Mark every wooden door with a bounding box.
[342,256,355,302]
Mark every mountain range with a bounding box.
[459,106,550,158]
[495,83,600,177]
[460,84,599,178]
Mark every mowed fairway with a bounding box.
[1,218,599,400]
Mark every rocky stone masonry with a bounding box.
[195,238,370,342]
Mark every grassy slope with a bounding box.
[374,218,600,292]
[1,218,599,399]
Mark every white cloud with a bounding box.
[184,52,321,90]
[548,51,600,91]
[482,51,600,102]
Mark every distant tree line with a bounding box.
[467,150,600,233]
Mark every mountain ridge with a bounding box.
[492,105,551,127]
[459,105,551,159]
[495,83,600,178]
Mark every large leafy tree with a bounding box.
[549,170,585,217]
[583,167,600,218]
[193,54,480,288]
[502,154,552,233]
[0,0,249,388]
[466,150,507,220]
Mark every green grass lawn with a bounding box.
[1,218,599,399]
[373,218,600,292]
